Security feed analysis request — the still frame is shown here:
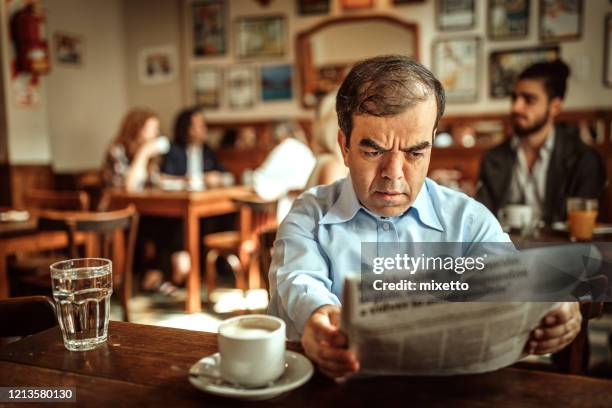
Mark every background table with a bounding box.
[107,186,254,313]
[1,321,611,407]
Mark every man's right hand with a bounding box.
[301,305,359,379]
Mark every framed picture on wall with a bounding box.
[540,0,583,42]
[605,14,612,87]
[235,16,285,59]
[489,46,560,98]
[54,32,84,66]
[340,0,374,9]
[297,0,330,15]
[436,0,476,31]
[261,65,293,101]
[192,0,226,57]
[138,45,178,85]
[432,37,480,103]
[192,66,222,109]
[227,65,257,109]
[488,0,529,40]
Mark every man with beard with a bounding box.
[476,60,606,225]
[267,55,582,379]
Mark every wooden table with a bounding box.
[107,187,254,313]
[0,321,610,407]
[0,219,90,299]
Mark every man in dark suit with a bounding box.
[476,60,606,225]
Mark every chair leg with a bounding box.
[205,249,219,298]
[226,254,246,291]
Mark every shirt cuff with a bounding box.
[293,290,341,336]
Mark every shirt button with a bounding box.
[382,223,390,231]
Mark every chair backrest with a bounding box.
[36,206,139,321]
[24,189,90,211]
[236,197,278,243]
[0,296,57,339]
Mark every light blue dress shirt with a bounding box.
[267,176,511,340]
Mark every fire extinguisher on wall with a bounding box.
[10,2,51,76]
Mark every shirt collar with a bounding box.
[320,176,445,232]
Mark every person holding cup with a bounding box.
[476,60,606,226]
[102,107,169,192]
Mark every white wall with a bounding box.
[0,0,52,164]
[45,0,127,172]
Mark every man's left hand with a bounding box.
[526,302,582,355]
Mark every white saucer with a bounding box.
[189,351,314,401]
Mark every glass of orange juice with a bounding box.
[566,198,598,242]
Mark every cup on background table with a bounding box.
[217,315,286,387]
[498,204,534,231]
[567,197,598,242]
[50,258,113,351]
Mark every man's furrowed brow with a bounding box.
[402,141,431,153]
[359,138,387,151]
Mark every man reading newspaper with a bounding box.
[267,55,581,379]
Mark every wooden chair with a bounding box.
[23,189,90,211]
[35,206,139,321]
[204,196,277,296]
[258,226,277,293]
[0,296,57,346]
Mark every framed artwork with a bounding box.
[227,65,257,109]
[261,65,293,101]
[539,0,583,42]
[432,37,479,103]
[340,0,374,9]
[605,14,612,87]
[192,66,222,109]
[436,0,475,31]
[297,0,330,15]
[235,16,285,59]
[138,45,178,85]
[489,46,560,98]
[54,32,84,66]
[393,0,425,4]
[192,0,226,57]
[488,0,529,40]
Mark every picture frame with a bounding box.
[192,66,222,109]
[436,0,476,31]
[138,45,178,85]
[227,65,257,109]
[297,0,330,15]
[489,46,560,98]
[488,0,529,40]
[192,0,226,57]
[54,32,84,66]
[340,0,374,9]
[539,0,583,42]
[432,37,480,103]
[392,0,425,4]
[235,16,285,59]
[605,14,612,88]
[261,64,293,101]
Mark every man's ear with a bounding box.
[338,130,350,167]
[549,97,562,118]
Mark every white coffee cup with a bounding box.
[217,315,286,387]
[499,204,534,230]
[155,135,170,154]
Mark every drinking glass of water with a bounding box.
[50,258,112,351]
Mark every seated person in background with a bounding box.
[305,90,348,189]
[162,107,229,188]
[267,55,581,379]
[102,108,167,192]
[102,108,182,294]
[253,121,315,220]
[476,60,606,225]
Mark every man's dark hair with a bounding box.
[173,107,202,147]
[518,59,571,101]
[336,55,445,143]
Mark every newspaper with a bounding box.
[339,245,596,375]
